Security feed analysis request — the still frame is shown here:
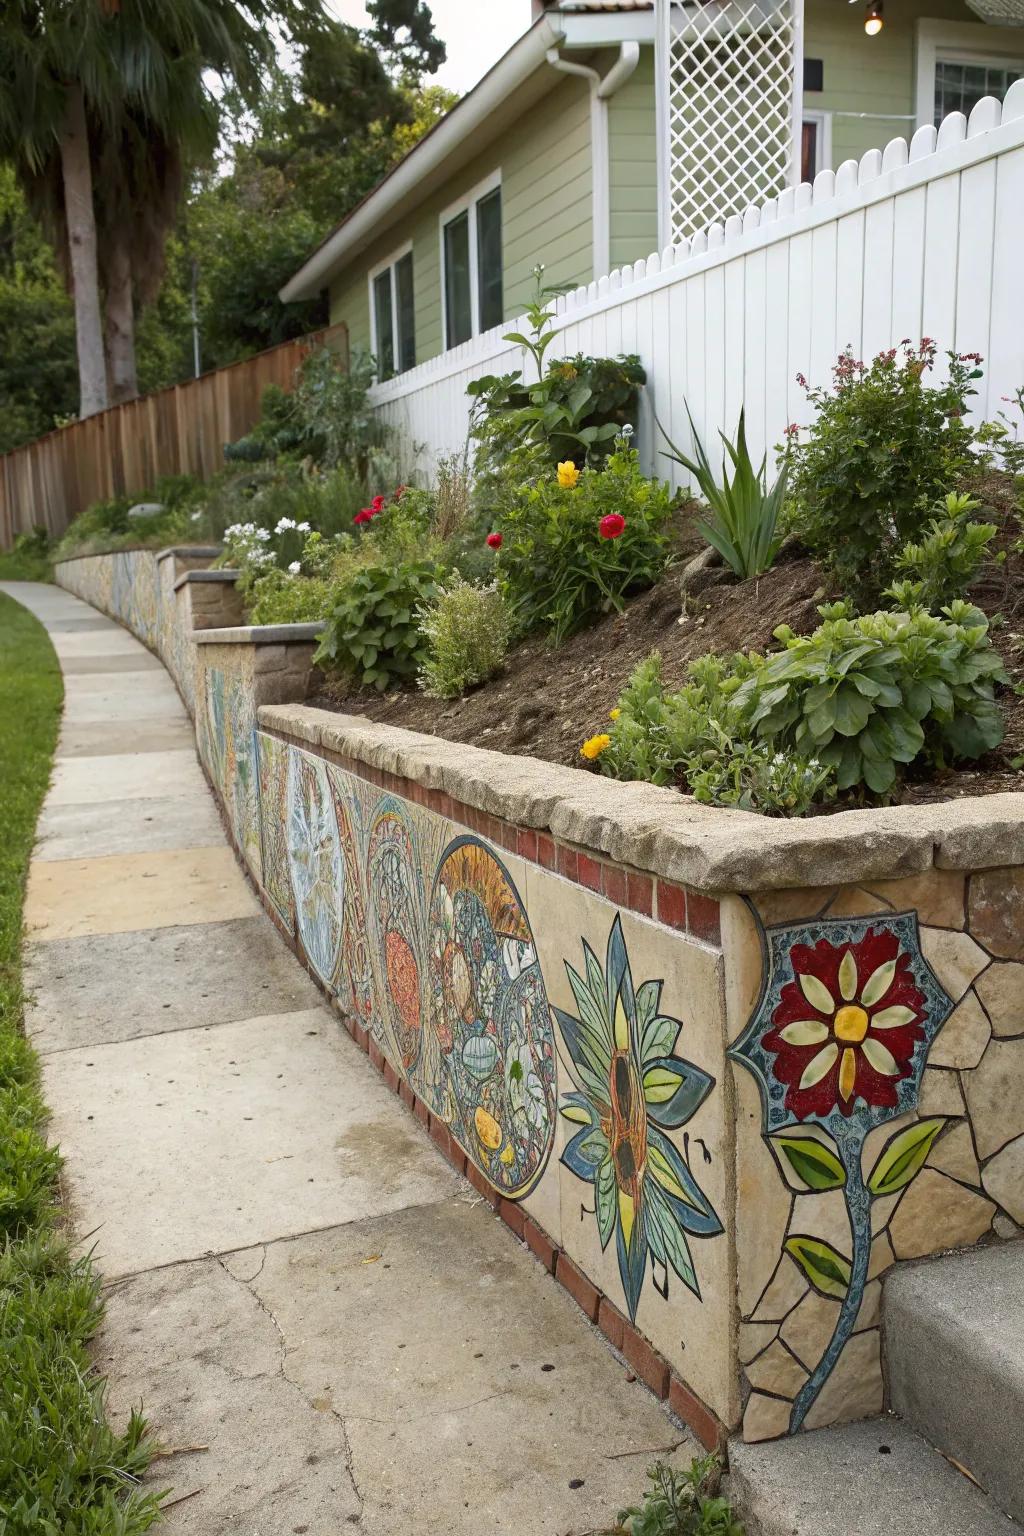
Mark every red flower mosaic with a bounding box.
[763,926,926,1119]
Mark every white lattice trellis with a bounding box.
[656,0,802,246]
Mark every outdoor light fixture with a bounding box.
[864,0,884,34]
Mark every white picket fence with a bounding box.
[370,86,1024,486]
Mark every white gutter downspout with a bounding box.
[546,41,640,281]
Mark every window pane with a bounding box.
[395,252,416,373]
[372,269,395,380]
[444,212,472,347]
[476,187,503,333]
[935,60,1023,126]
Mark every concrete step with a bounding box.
[883,1243,1024,1525]
[727,1417,1021,1535]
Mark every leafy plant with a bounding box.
[883,492,998,611]
[614,1457,744,1536]
[315,558,440,690]
[494,440,673,643]
[417,573,511,698]
[784,342,981,596]
[469,266,643,480]
[737,600,1006,795]
[976,385,1024,478]
[598,653,832,814]
[661,406,788,578]
[686,731,834,816]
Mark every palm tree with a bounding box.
[0,1,327,415]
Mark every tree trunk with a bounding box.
[104,223,139,404]
[59,83,108,418]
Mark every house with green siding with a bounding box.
[281,0,1024,379]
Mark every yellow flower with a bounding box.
[580,733,611,761]
[557,460,580,489]
[609,708,621,721]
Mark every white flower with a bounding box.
[190,511,201,522]
[275,517,296,533]
[254,527,271,542]
[288,561,301,575]
[296,521,311,533]
[622,423,635,438]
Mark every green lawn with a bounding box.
[0,592,162,1534]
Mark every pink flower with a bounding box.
[486,532,503,550]
[599,513,626,540]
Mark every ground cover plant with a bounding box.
[0,593,161,1533]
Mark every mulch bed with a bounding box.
[313,473,1024,807]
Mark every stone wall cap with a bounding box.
[155,545,222,561]
[193,622,324,645]
[173,568,240,590]
[258,705,1024,892]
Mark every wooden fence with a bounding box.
[370,90,1024,487]
[0,323,349,547]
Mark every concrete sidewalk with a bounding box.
[3,580,693,1535]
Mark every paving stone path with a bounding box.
[4,581,693,1535]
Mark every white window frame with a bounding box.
[438,168,502,349]
[915,19,1024,131]
[367,239,414,380]
[801,109,833,179]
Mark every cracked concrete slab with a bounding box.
[25,915,322,1051]
[96,1255,362,1533]
[34,793,224,861]
[24,844,259,941]
[42,1008,460,1276]
[99,1202,694,1536]
[46,750,206,803]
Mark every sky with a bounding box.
[326,1,531,94]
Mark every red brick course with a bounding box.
[621,1324,670,1400]
[555,1253,600,1321]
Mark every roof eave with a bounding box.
[279,13,570,303]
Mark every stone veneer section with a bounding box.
[57,550,1024,1450]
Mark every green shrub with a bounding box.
[0,527,51,581]
[315,559,440,690]
[661,406,787,578]
[883,492,997,611]
[246,568,334,626]
[494,440,673,643]
[223,346,389,478]
[738,600,1006,795]
[417,574,511,698]
[784,342,981,595]
[977,385,1024,478]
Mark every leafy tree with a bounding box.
[368,0,446,77]
[0,165,76,451]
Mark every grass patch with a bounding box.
[0,591,162,1533]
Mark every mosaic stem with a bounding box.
[789,1125,872,1433]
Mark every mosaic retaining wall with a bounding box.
[57,552,1024,1447]
[55,546,222,714]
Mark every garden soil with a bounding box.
[315,475,1024,809]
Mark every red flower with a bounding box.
[599,513,626,540]
[394,484,406,499]
[486,531,503,549]
[762,926,925,1119]
[353,510,372,526]
[371,495,386,512]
